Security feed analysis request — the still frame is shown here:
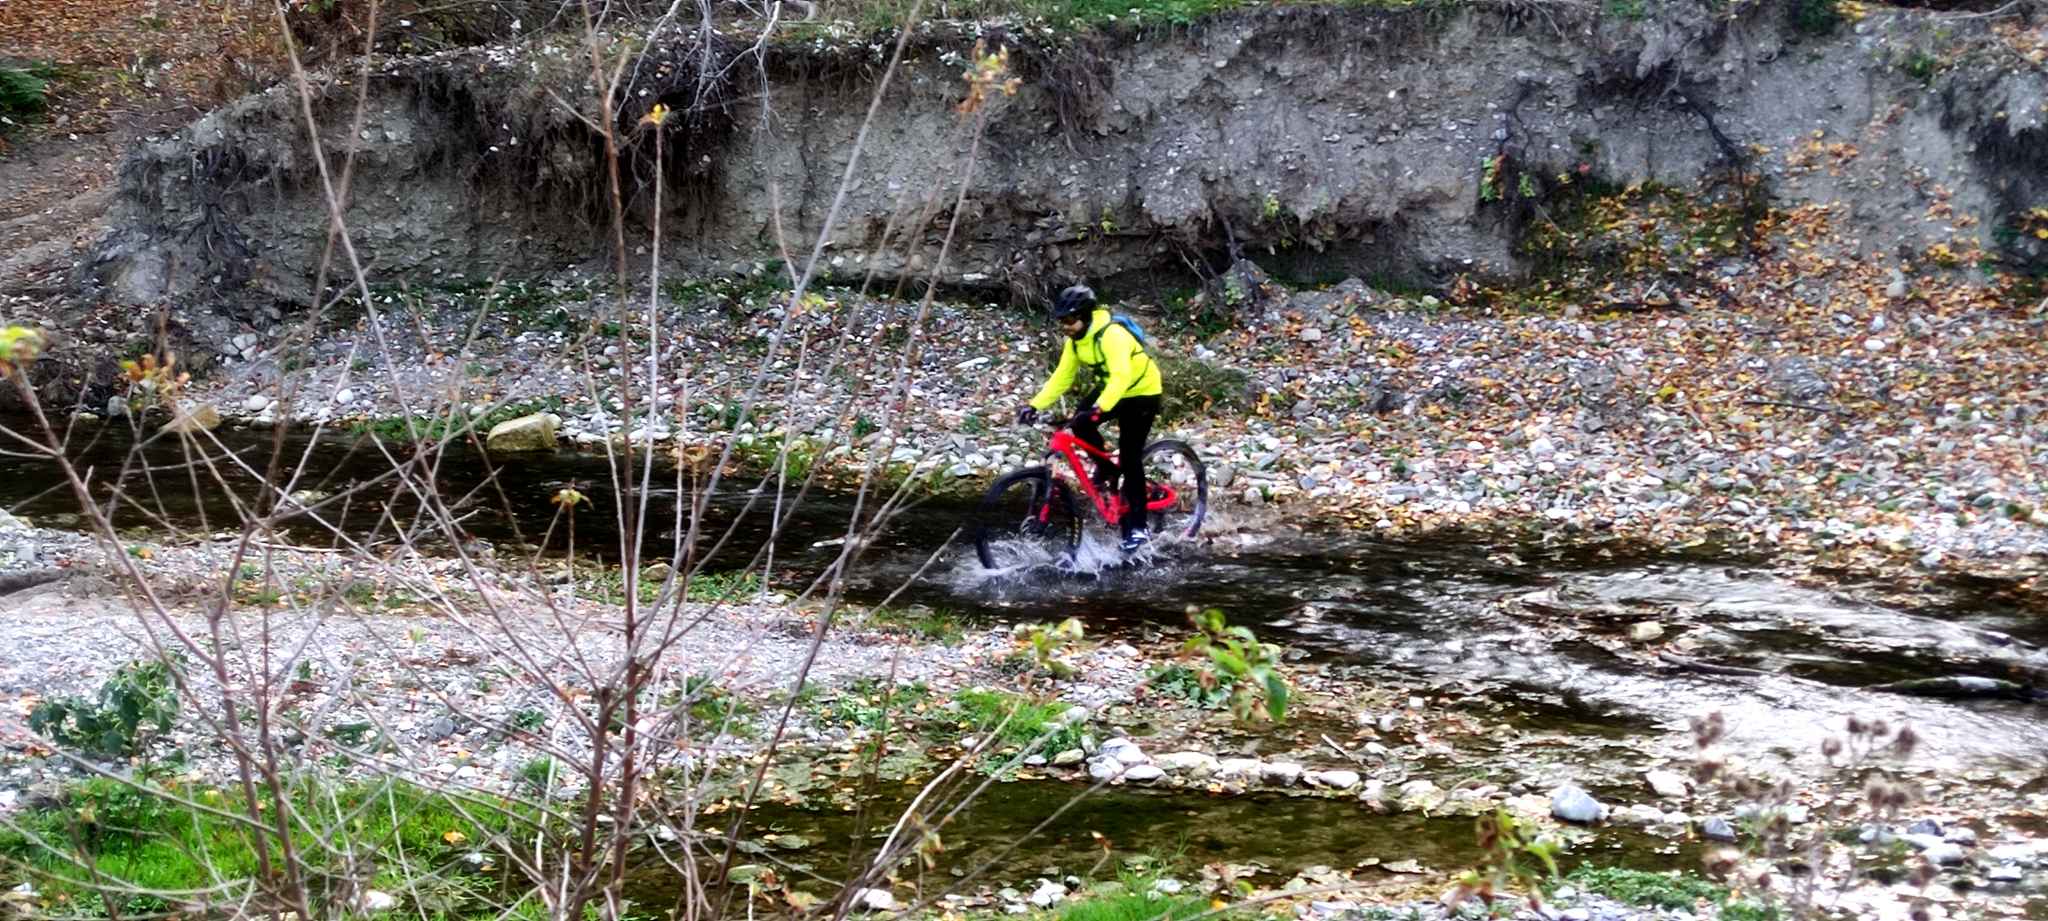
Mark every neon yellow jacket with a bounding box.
[1028,309,1162,412]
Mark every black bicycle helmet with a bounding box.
[1049,284,1096,321]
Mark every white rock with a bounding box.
[1122,764,1165,783]
[855,888,900,912]
[1156,751,1220,776]
[1643,769,1690,798]
[1614,804,1666,828]
[1028,879,1067,908]
[1259,761,1304,787]
[1316,769,1361,790]
[1215,758,1263,781]
[1397,779,1447,812]
[361,890,397,912]
[1100,737,1148,766]
[1922,842,1967,865]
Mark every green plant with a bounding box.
[1146,663,1230,709]
[1017,617,1086,678]
[1174,607,1288,723]
[677,674,749,731]
[818,677,931,733]
[1446,809,1561,914]
[28,657,183,759]
[0,777,530,916]
[950,687,1084,756]
[512,708,549,733]
[1055,881,1206,921]
[865,604,968,643]
[1155,351,1248,419]
[684,569,764,602]
[1902,49,1938,80]
[0,64,51,117]
[1790,0,1840,33]
[1553,867,1742,911]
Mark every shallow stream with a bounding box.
[5,416,2046,887]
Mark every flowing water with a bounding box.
[6,416,2047,885]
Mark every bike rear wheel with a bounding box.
[973,467,1082,569]
[1138,439,1208,540]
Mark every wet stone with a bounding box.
[1924,842,1968,865]
[1550,783,1604,824]
[1316,769,1360,790]
[1260,761,1304,787]
[1643,769,1689,798]
[1100,737,1148,765]
[1156,751,1218,776]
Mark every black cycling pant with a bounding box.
[1072,391,1162,535]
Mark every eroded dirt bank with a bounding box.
[73,0,2048,323]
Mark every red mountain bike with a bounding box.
[972,414,1208,569]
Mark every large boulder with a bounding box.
[485,413,558,453]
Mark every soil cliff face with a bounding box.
[89,1,2048,325]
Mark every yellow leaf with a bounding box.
[443,830,467,844]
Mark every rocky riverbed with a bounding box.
[3,261,2047,919]
[117,258,2048,608]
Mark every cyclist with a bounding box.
[1015,285,1163,553]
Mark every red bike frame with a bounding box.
[1042,424,1178,526]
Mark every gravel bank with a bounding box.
[154,270,2048,602]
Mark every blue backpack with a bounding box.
[1094,313,1148,350]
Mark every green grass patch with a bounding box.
[574,565,764,606]
[1056,888,1210,921]
[683,568,764,602]
[0,777,534,918]
[350,397,562,443]
[814,677,935,733]
[863,604,970,643]
[948,687,1085,755]
[1549,866,1755,914]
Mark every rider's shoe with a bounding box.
[1119,527,1151,553]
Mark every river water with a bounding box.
[6,416,2047,886]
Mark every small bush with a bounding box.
[1790,0,1841,33]
[0,65,50,117]
[28,657,182,759]
[1156,351,1249,420]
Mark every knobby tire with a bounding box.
[973,466,1081,570]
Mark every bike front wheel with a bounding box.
[973,467,1082,570]
[1139,439,1208,540]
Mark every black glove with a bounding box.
[1079,405,1102,424]
[1016,406,1039,425]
